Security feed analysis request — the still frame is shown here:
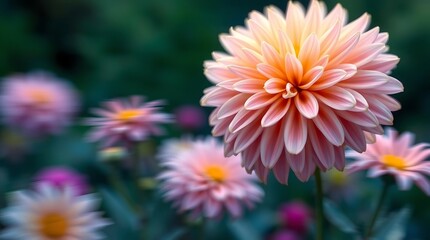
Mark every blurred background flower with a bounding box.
[0,71,78,136]
[33,166,89,195]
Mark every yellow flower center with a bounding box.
[38,213,69,238]
[205,165,226,182]
[29,90,51,104]
[381,154,407,169]
[115,109,142,122]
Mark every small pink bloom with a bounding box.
[85,96,172,146]
[201,0,403,183]
[34,167,89,195]
[279,201,312,234]
[347,128,430,195]
[174,105,205,130]
[158,137,263,219]
[0,71,79,135]
[269,230,301,240]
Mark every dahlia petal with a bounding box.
[216,79,241,91]
[228,65,263,79]
[220,35,248,59]
[345,89,369,112]
[361,54,400,73]
[286,1,305,47]
[260,123,284,168]
[362,77,403,94]
[272,151,290,184]
[294,91,319,119]
[341,119,366,153]
[336,63,358,79]
[300,66,324,89]
[301,0,322,42]
[341,13,370,38]
[308,123,335,169]
[328,32,360,67]
[278,30,296,56]
[266,6,286,33]
[244,92,278,110]
[241,141,261,171]
[371,94,401,111]
[217,94,248,119]
[228,108,262,133]
[254,160,269,183]
[247,19,273,43]
[333,146,346,170]
[201,87,236,106]
[320,21,341,55]
[395,174,413,191]
[264,78,286,94]
[337,70,389,89]
[241,48,264,65]
[261,41,283,70]
[406,149,430,166]
[338,110,378,128]
[261,98,291,127]
[233,121,264,153]
[310,69,347,90]
[204,66,237,83]
[225,199,242,218]
[286,150,306,175]
[356,27,380,46]
[284,108,307,154]
[212,186,228,200]
[204,197,221,218]
[367,167,389,178]
[415,176,430,196]
[298,34,321,71]
[233,79,264,93]
[312,105,344,146]
[285,54,303,85]
[346,43,385,67]
[314,86,356,110]
[368,99,394,125]
[257,63,286,79]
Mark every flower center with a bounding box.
[205,165,226,182]
[29,90,51,104]
[38,213,69,238]
[381,154,406,169]
[115,109,142,122]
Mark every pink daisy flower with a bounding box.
[85,96,172,146]
[201,0,403,183]
[347,128,430,195]
[0,71,78,135]
[34,167,89,195]
[158,137,263,219]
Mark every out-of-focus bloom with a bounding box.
[174,105,205,130]
[34,167,89,195]
[269,230,301,240]
[323,168,359,201]
[201,0,403,183]
[0,71,79,135]
[157,137,194,162]
[347,128,430,195]
[85,96,172,146]
[279,201,312,234]
[0,184,110,239]
[98,146,128,162]
[158,137,263,219]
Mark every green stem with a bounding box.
[315,169,324,240]
[365,181,390,239]
[107,166,140,213]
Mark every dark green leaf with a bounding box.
[324,198,358,234]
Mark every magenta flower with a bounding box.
[201,0,403,183]
[0,71,78,135]
[85,96,172,146]
[279,201,312,234]
[347,128,430,195]
[158,137,263,219]
[270,230,301,240]
[174,105,205,130]
[34,167,89,195]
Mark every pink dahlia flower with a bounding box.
[34,167,89,195]
[279,201,312,234]
[347,128,430,195]
[85,96,172,146]
[201,0,403,183]
[174,105,206,130]
[158,137,263,219]
[0,71,78,135]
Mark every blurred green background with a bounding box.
[0,0,429,239]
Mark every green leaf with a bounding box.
[228,220,261,240]
[373,207,410,240]
[162,228,187,240]
[323,198,358,234]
